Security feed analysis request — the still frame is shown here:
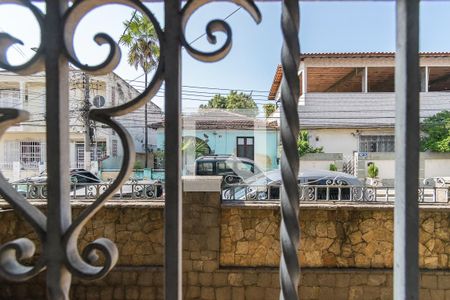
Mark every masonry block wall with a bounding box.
[1,179,450,299]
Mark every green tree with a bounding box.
[182,137,210,158]
[200,91,257,115]
[120,12,160,168]
[297,130,323,157]
[263,103,276,118]
[420,110,450,152]
[120,12,159,74]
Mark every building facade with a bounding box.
[0,70,162,180]
[268,52,450,176]
[153,109,279,173]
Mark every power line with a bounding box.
[188,7,241,45]
[0,26,27,58]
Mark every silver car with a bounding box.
[222,169,362,201]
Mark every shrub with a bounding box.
[367,163,379,179]
[134,160,143,170]
[329,163,337,171]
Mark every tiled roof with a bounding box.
[300,52,450,59]
[150,109,277,130]
[268,65,282,100]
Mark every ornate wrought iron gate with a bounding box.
[0,0,420,299]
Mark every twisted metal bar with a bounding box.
[279,0,300,298]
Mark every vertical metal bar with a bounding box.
[45,0,72,298]
[279,0,300,298]
[394,0,420,299]
[144,73,148,168]
[164,0,182,299]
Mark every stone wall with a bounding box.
[220,205,450,269]
[1,178,450,299]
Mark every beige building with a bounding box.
[268,52,450,178]
[0,70,162,180]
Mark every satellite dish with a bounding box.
[92,95,106,108]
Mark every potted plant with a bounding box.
[366,162,381,186]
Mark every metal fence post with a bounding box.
[279,0,301,298]
[44,0,72,298]
[394,0,420,299]
[164,0,183,299]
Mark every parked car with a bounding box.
[222,169,363,201]
[195,155,263,184]
[13,168,163,199]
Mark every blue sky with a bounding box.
[1,1,450,109]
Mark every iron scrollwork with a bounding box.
[180,0,261,62]
[0,0,165,287]
[0,0,262,296]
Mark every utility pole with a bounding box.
[82,72,92,171]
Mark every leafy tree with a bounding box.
[120,12,159,168]
[182,137,210,158]
[297,130,323,157]
[420,110,450,152]
[120,12,159,74]
[200,91,257,115]
[263,103,277,118]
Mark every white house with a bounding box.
[0,69,162,180]
[268,52,450,179]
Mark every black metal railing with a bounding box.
[0,0,427,299]
[6,182,165,201]
[222,183,449,203]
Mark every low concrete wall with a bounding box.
[300,153,343,172]
[1,177,450,299]
[357,152,450,182]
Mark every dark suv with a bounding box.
[195,155,262,184]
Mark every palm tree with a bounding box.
[120,12,160,168]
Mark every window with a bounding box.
[75,141,107,168]
[196,162,214,175]
[20,141,42,169]
[236,161,254,173]
[236,137,254,160]
[92,141,107,161]
[359,135,395,152]
[216,161,233,175]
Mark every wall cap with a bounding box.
[182,176,222,192]
[221,201,450,211]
